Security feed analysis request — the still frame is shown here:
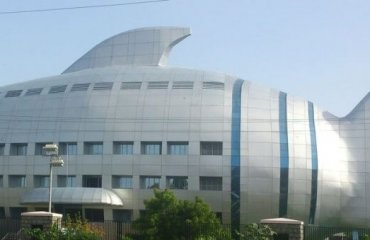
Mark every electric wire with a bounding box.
[0,0,169,15]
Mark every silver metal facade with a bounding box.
[0,27,369,226]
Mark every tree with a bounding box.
[133,189,231,240]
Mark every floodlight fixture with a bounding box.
[43,144,58,156]
[42,144,63,213]
[50,156,64,167]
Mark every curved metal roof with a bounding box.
[21,187,123,206]
[63,27,191,74]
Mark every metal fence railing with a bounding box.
[2,218,370,240]
[304,225,370,240]
[98,221,233,240]
[0,219,21,239]
[0,220,231,240]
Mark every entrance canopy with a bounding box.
[21,187,123,206]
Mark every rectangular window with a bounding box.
[140,176,160,189]
[0,207,5,219]
[147,81,169,89]
[9,175,26,188]
[35,142,52,155]
[34,175,50,188]
[121,82,141,90]
[141,142,161,155]
[59,142,78,155]
[166,176,188,190]
[200,177,222,191]
[9,207,27,219]
[5,90,22,97]
[82,175,102,188]
[167,142,188,155]
[0,176,3,187]
[0,144,5,155]
[25,88,43,96]
[49,85,67,94]
[113,141,133,155]
[113,209,132,222]
[215,212,223,223]
[93,82,113,91]
[35,207,48,212]
[172,81,193,89]
[84,209,104,222]
[71,83,90,92]
[202,82,224,90]
[84,142,103,155]
[10,143,28,156]
[200,142,222,155]
[112,176,133,189]
[57,175,77,187]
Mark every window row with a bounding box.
[4,81,225,98]
[0,141,223,156]
[0,175,222,191]
[0,206,131,222]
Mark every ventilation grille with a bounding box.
[71,83,90,92]
[93,82,113,90]
[172,81,193,89]
[49,85,67,94]
[121,82,142,90]
[5,90,22,97]
[148,81,169,89]
[25,88,43,96]
[202,82,224,90]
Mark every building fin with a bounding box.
[63,27,191,74]
[342,92,370,119]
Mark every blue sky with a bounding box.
[1,0,369,117]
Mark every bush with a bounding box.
[236,223,276,240]
[24,214,104,240]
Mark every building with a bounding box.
[0,27,369,227]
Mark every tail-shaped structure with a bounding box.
[63,27,191,73]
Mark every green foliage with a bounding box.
[121,236,134,240]
[24,224,63,240]
[133,189,231,240]
[236,223,276,240]
[24,214,104,240]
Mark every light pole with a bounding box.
[43,144,64,213]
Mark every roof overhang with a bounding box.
[21,187,123,206]
[260,218,304,225]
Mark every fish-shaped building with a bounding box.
[0,27,369,228]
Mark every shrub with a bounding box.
[24,214,104,240]
[236,223,276,240]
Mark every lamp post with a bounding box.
[43,144,64,213]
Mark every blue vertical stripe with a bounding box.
[279,92,289,217]
[231,79,243,234]
[308,101,318,224]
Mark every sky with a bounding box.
[0,0,369,117]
